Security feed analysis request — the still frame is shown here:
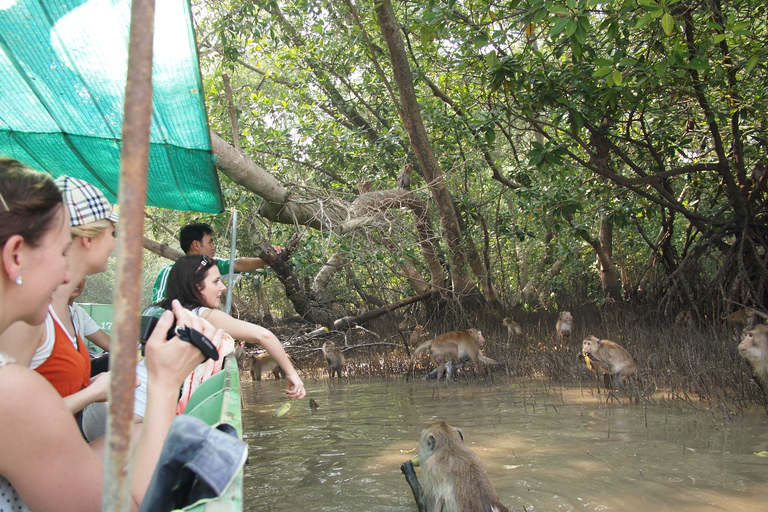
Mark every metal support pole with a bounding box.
[103,0,155,509]
[225,209,237,315]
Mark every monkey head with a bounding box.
[467,328,485,345]
[739,324,768,361]
[418,421,464,461]
[582,335,601,355]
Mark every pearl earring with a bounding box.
[15,275,22,285]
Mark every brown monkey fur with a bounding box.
[723,308,757,327]
[322,341,345,378]
[409,329,486,382]
[416,422,509,512]
[248,352,285,381]
[409,324,426,347]
[739,324,768,388]
[556,311,573,347]
[581,335,636,390]
[674,310,694,329]
[501,317,522,339]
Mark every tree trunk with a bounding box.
[594,217,623,301]
[375,0,476,296]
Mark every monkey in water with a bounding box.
[249,352,285,381]
[322,341,345,378]
[739,324,768,389]
[556,311,573,347]
[501,317,522,340]
[581,335,637,392]
[409,329,486,382]
[400,422,509,512]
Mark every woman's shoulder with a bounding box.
[0,359,63,409]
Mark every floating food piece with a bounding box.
[309,398,319,411]
[411,454,420,467]
[273,401,291,417]
[754,451,768,457]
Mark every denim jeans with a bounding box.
[139,415,248,512]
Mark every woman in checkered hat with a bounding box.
[0,159,215,511]
[1,175,121,438]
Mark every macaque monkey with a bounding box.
[322,341,345,378]
[502,317,522,340]
[399,312,417,330]
[674,310,694,329]
[556,311,573,347]
[235,339,246,361]
[400,422,509,512]
[357,180,372,194]
[409,329,486,381]
[397,162,414,190]
[409,324,426,347]
[357,301,369,316]
[739,324,768,388]
[723,308,757,327]
[249,352,285,381]
[581,335,636,391]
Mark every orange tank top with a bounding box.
[34,311,92,398]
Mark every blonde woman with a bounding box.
[0,176,119,429]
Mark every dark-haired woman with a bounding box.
[0,158,214,511]
[137,254,304,414]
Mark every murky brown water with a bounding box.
[241,377,768,511]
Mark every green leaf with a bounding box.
[474,33,490,48]
[593,66,613,77]
[636,13,654,28]
[687,59,710,70]
[566,19,578,37]
[548,5,570,15]
[661,13,675,35]
[746,55,758,73]
[610,70,623,86]
[594,58,613,67]
[551,17,570,36]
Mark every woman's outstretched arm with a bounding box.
[203,309,306,400]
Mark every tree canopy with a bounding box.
[142,0,768,323]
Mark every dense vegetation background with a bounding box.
[81,1,766,391]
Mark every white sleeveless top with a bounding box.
[0,352,31,512]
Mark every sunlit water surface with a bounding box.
[241,377,768,512]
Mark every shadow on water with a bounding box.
[241,377,768,512]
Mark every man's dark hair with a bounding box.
[158,254,213,310]
[179,222,213,254]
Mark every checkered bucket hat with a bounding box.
[54,175,119,227]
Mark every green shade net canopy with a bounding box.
[0,0,224,213]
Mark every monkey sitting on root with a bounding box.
[400,421,509,512]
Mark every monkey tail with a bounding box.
[406,340,432,376]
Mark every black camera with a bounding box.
[139,308,219,361]
[139,308,175,342]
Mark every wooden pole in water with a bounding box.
[103,0,154,509]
